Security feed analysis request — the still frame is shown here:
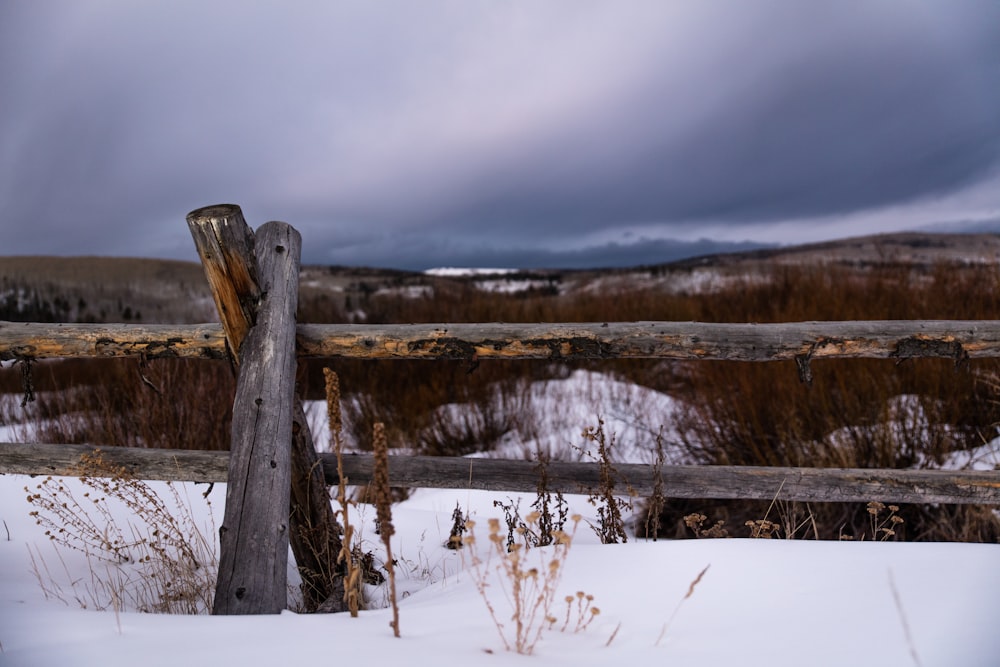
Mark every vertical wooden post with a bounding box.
[186,205,260,363]
[187,204,346,614]
[288,399,348,611]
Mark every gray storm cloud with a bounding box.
[1,1,999,268]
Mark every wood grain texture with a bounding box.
[186,204,260,364]
[288,395,347,612]
[323,454,1000,505]
[293,320,999,362]
[188,208,347,613]
[5,443,998,506]
[5,320,1000,361]
[0,322,228,360]
[0,442,228,481]
[212,222,301,615]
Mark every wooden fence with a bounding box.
[2,203,1000,614]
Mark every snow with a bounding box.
[942,439,1000,471]
[2,473,999,666]
[473,278,556,294]
[2,371,1000,665]
[422,267,555,293]
[424,268,518,277]
[372,285,434,299]
[303,369,680,460]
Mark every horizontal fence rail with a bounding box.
[2,319,999,362]
[12,205,994,617]
[3,443,998,506]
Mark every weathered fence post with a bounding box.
[186,206,260,363]
[188,204,344,614]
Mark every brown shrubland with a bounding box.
[4,260,1000,542]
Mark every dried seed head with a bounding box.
[323,368,343,439]
[372,422,395,537]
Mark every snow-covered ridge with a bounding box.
[424,267,518,277]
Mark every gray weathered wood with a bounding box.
[288,398,347,612]
[189,206,345,614]
[0,442,228,481]
[211,222,300,615]
[5,320,1000,362]
[292,320,997,362]
[187,205,260,363]
[0,322,228,361]
[323,454,1000,505]
[5,443,998,506]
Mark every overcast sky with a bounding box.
[2,1,999,270]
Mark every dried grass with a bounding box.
[462,513,598,655]
[24,450,217,614]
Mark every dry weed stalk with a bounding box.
[463,512,596,654]
[745,519,781,538]
[888,568,923,667]
[532,451,568,547]
[868,502,905,541]
[644,429,667,540]
[774,500,820,540]
[654,564,710,647]
[839,502,905,541]
[326,368,361,616]
[445,502,468,549]
[683,513,729,538]
[493,496,530,551]
[24,451,217,614]
[324,367,343,445]
[372,422,400,637]
[746,480,785,538]
[559,590,600,633]
[581,418,632,544]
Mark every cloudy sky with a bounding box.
[2,1,999,270]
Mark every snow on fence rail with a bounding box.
[3,203,1000,615]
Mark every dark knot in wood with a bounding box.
[891,337,969,369]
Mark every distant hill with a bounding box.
[664,232,1000,270]
[0,256,216,323]
[2,232,998,323]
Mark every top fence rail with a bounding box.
[2,319,998,365]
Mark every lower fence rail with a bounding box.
[2,442,998,505]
